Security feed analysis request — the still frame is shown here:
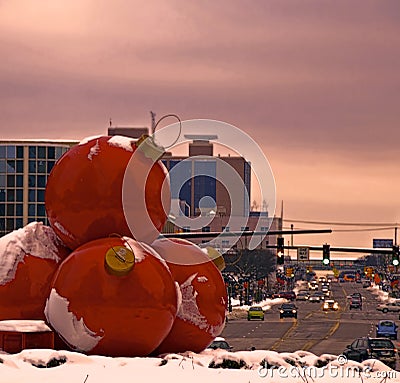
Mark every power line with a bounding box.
[333,227,397,233]
[284,218,399,227]
[282,225,397,233]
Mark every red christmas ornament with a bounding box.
[0,222,70,321]
[151,238,227,354]
[45,135,170,250]
[44,236,178,357]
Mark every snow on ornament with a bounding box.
[44,236,178,357]
[150,238,227,354]
[0,222,70,321]
[45,135,170,250]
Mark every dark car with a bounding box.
[376,320,398,340]
[349,297,362,310]
[279,303,298,319]
[343,337,397,369]
[207,337,233,351]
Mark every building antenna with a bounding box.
[109,118,112,127]
[150,111,156,134]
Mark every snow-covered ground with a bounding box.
[0,347,398,383]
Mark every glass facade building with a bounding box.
[0,140,78,237]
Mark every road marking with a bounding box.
[270,320,298,351]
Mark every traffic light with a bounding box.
[392,245,399,266]
[277,237,284,265]
[322,244,330,265]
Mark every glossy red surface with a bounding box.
[45,136,169,250]
[46,237,178,357]
[0,256,62,321]
[151,238,227,354]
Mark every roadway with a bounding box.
[221,280,400,368]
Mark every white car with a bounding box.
[376,302,400,313]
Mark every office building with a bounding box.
[0,140,78,236]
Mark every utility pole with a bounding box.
[150,111,156,134]
[291,224,294,246]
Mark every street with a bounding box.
[221,281,400,369]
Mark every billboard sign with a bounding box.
[373,239,393,248]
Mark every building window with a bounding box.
[37,175,46,187]
[16,204,23,216]
[183,226,190,232]
[7,160,16,173]
[7,175,15,187]
[29,160,36,173]
[16,146,23,158]
[37,189,45,202]
[261,226,268,232]
[16,161,23,173]
[37,160,46,173]
[202,226,211,232]
[38,146,46,159]
[222,240,230,247]
[28,204,35,216]
[37,204,46,217]
[29,146,36,159]
[241,226,249,231]
[222,226,230,232]
[6,146,16,158]
[16,175,23,187]
[47,147,55,159]
[7,190,15,202]
[6,204,14,215]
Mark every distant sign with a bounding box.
[297,247,309,261]
[373,239,393,248]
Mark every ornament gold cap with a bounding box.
[136,134,165,161]
[105,245,135,276]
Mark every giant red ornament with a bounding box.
[151,238,227,354]
[44,236,178,357]
[45,135,170,250]
[0,222,70,321]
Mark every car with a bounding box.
[279,303,298,319]
[247,306,264,321]
[296,291,310,301]
[376,320,398,340]
[207,337,233,351]
[314,291,326,301]
[273,291,296,300]
[323,299,339,311]
[362,280,372,288]
[376,302,400,313]
[321,286,330,297]
[343,274,356,282]
[308,281,318,291]
[350,292,362,299]
[349,298,362,310]
[308,293,321,303]
[343,337,397,369]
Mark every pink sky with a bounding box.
[1,0,399,253]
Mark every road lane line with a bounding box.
[270,320,298,351]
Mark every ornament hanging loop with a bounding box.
[153,113,182,149]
